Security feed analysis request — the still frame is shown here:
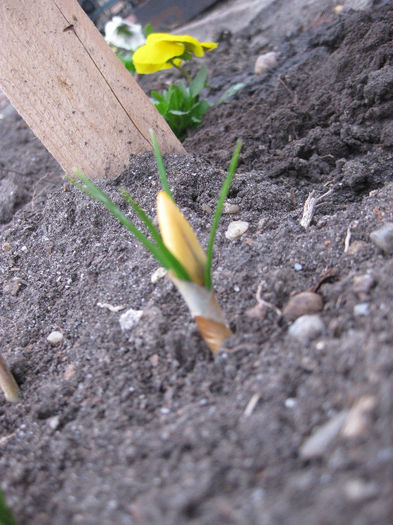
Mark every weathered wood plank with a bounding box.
[0,0,186,179]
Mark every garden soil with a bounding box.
[1,1,393,524]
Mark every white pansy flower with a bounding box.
[104,16,145,51]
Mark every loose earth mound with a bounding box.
[0,2,392,524]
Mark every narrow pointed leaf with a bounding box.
[150,130,173,199]
[214,82,245,106]
[204,140,242,289]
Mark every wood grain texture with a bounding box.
[0,0,186,179]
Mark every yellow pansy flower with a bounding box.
[133,33,218,74]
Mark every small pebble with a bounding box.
[347,240,368,255]
[370,222,393,254]
[353,302,370,316]
[283,292,323,321]
[225,220,249,240]
[254,51,278,76]
[352,274,375,297]
[47,415,60,430]
[341,396,376,438]
[47,331,64,345]
[201,203,212,214]
[119,308,143,331]
[300,356,318,372]
[344,479,378,502]
[300,411,348,459]
[151,267,167,283]
[246,303,268,320]
[150,354,159,367]
[258,217,268,231]
[2,278,22,296]
[64,364,76,380]
[285,398,297,408]
[222,202,240,214]
[288,314,325,342]
[294,263,303,271]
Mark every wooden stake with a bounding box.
[0,0,185,179]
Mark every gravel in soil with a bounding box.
[0,2,392,524]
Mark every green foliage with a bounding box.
[117,51,136,74]
[0,490,17,525]
[143,23,154,37]
[151,67,245,141]
[151,67,210,141]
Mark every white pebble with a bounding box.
[254,51,278,76]
[300,411,348,459]
[370,222,393,254]
[352,274,375,296]
[294,263,303,271]
[47,331,64,345]
[344,479,378,502]
[119,308,143,331]
[353,303,370,316]
[225,220,249,240]
[283,292,323,321]
[151,267,167,283]
[288,314,324,342]
[341,396,376,438]
[222,202,240,214]
[47,415,60,430]
[285,398,297,408]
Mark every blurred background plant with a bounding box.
[0,490,17,525]
[104,17,244,140]
[104,16,152,74]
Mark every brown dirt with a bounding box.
[1,2,392,524]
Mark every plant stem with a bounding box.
[169,60,192,84]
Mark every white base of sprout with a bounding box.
[170,275,232,353]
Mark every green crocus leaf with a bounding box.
[0,490,17,525]
[214,82,245,105]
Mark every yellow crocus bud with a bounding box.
[157,191,206,285]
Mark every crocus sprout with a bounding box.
[68,132,241,352]
[0,354,19,403]
[157,191,207,286]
